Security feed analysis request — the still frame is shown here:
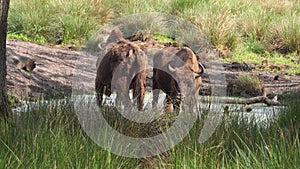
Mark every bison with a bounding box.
[95,38,147,110]
[152,46,205,112]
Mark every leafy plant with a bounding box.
[229,73,264,97]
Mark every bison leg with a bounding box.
[152,89,160,109]
[115,77,134,110]
[164,95,173,113]
[96,84,105,106]
[163,95,181,113]
[131,73,146,111]
[152,69,159,108]
[104,84,112,96]
[152,82,159,109]
[133,87,145,111]
[172,95,181,113]
[116,89,132,109]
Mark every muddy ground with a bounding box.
[6,39,300,102]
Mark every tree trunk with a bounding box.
[0,0,10,120]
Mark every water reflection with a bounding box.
[12,92,285,124]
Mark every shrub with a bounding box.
[228,73,264,97]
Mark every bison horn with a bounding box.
[194,72,201,78]
[198,62,205,74]
[168,64,176,72]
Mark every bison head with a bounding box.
[170,47,205,74]
[152,45,205,112]
[168,47,204,99]
[168,63,202,99]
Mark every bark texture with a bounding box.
[0,0,10,119]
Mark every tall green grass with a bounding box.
[8,0,112,45]
[0,100,140,168]
[8,0,300,55]
[9,0,300,73]
[1,93,299,168]
[166,93,300,168]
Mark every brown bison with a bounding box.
[95,39,147,110]
[152,46,205,112]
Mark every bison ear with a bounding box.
[176,48,188,60]
[106,27,123,44]
[172,48,189,68]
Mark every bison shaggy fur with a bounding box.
[95,39,147,110]
[152,46,204,112]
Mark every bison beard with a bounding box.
[95,39,147,110]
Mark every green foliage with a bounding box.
[8,0,112,46]
[278,91,300,134]
[1,96,299,168]
[166,98,300,168]
[245,35,266,54]
[8,0,56,44]
[8,0,300,55]
[223,51,300,74]
[269,16,300,53]
[169,0,201,15]
[230,73,264,97]
[223,51,262,64]
[7,33,39,43]
[152,34,176,44]
[4,0,300,167]
[0,99,140,168]
[7,94,21,106]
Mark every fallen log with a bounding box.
[198,95,280,106]
[265,82,300,88]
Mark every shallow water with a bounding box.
[12,91,285,124]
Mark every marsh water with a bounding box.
[12,91,285,126]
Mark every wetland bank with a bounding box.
[3,35,299,168]
[2,0,300,168]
